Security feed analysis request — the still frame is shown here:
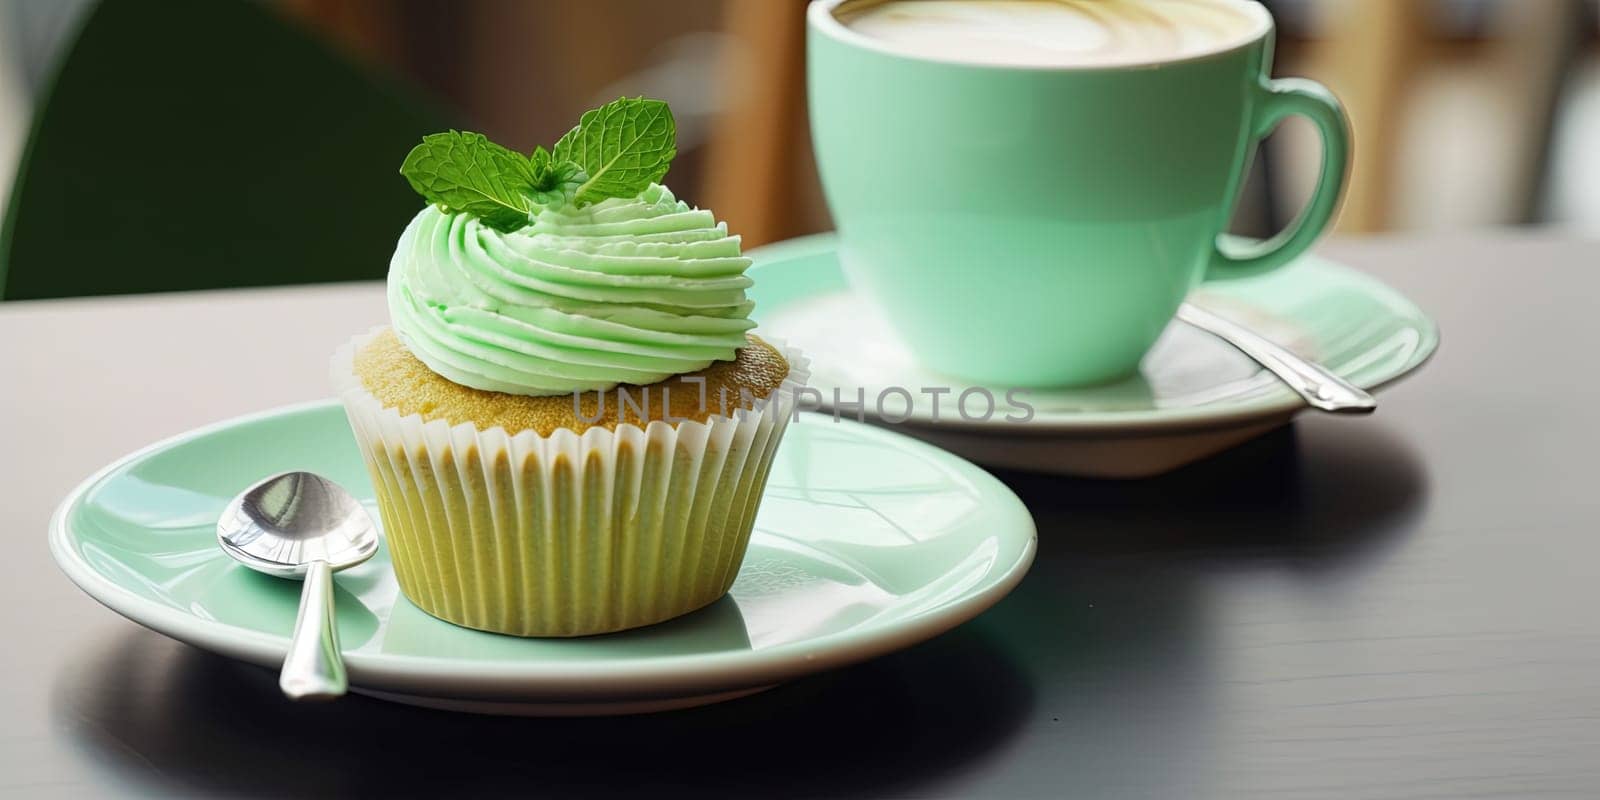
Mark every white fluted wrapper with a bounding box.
[331,328,809,637]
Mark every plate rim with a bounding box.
[49,399,1038,699]
[748,232,1440,435]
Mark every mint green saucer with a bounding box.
[749,234,1438,477]
[50,402,1036,715]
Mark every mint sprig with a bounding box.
[398,97,678,232]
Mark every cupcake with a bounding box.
[332,98,807,637]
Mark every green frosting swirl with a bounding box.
[388,184,755,396]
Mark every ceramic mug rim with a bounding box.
[807,0,1275,72]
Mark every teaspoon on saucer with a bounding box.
[217,471,379,700]
[1177,301,1377,414]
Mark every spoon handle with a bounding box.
[279,559,347,700]
[1177,302,1377,415]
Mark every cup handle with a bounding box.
[1206,77,1350,280]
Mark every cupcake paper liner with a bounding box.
[331,327,810,637]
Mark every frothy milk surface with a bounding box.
[835,0,1264,67]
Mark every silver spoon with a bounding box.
[217,471,378,700]
[1177,301,1377,414]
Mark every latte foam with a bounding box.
[835,0,1266,67]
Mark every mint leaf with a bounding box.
[529,146,554,181]
[553,97,676,204]
[399,131,535,231]
[526,147,586,206]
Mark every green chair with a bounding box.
[0,0,449,300]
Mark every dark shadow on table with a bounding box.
[951,419,1429,796]
[984,419,1429,679]
[54,620,1033,799]
[996,419,1429,571]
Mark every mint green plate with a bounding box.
[50,403,1036,715]
[749,234,1438,477]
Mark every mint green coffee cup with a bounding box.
[807,0,1350,387]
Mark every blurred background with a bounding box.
[0,0,1596,300]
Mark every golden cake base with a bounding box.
[352,328,789,436]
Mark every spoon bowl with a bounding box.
[219,471,378,577]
